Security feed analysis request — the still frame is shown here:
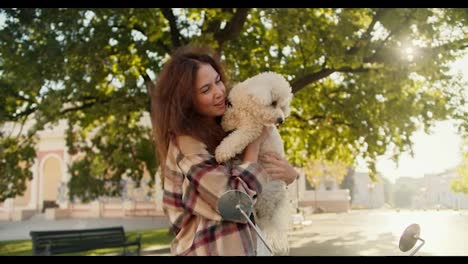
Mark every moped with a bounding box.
[218,190,425,256]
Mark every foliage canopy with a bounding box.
[1,8,467,201]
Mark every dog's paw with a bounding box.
[215,147,233,163]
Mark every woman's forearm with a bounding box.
[243,142,261,163]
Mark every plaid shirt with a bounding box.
[162,135,265,256]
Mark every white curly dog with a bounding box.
[215,72,293,255]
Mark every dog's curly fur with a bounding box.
[215,72,293,255]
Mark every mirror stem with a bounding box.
[237,205,274,255]
[409,237,425,256]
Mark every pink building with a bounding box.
[1,115,351,221]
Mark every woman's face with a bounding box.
[193,63,226,118]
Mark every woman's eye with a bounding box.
[272,101,277,107]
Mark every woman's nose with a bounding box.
[214,85,225,98]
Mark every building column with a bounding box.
[29,158,40,212]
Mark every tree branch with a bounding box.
[1,80,38,104]
[347,8,390,56]
[142,72,157,129]
[363,9,386,40]
[335,66,371,73]
[291,112,308,123]
[15,111,29,139]
[160,8,183,48]
[214,8,250,49]
[12,92,36,104]
[9,106,37,121]
[142,72,155,105]
[324,91,345,108]
[142,72,154,92]
[291,68,334,93]
[202,11,222,36]
[60,102,96,115]
[291,112,356,129]
[59,96,113,116]
[365,11,412,64]
[291,66,372,94]
[291,10,410,94]
[296,16,310,76]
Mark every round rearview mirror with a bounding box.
[399,224,420,252]
[217,190,253,223]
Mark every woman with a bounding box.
[151,45,298,256]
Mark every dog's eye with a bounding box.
[271,101,277,107]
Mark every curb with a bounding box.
[141,245,171,256]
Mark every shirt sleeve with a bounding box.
[177,149,265,222]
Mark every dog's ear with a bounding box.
[283,104,291,118]
[227,82,246,106]
[282,92,293,117]
[245,84,272,106]
[229,80,272,107]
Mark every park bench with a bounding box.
[30,226,141,256]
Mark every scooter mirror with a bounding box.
[217,190,254,223]
[217,190,274,255]
[399,223,420,252]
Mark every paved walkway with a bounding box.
[289,209,468,256]
[5,209,463,256]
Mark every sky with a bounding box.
[356,54,468,183]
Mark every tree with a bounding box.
[339,167,355,202]
[451,139,468,194]
[0,133,36,202]
[304,159,349,190]
[303,159,348,210]
[381,176,394,206]
[1,8,467,202]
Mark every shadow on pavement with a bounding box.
[289,230,433,256]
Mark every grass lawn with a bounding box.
[0,227,173,256]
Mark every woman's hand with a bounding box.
[261,152,298,185]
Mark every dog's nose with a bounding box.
[276,117,284,125]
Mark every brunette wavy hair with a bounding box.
[151,45,229,177]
